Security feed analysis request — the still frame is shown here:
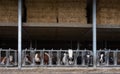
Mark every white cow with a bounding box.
[9,55,13,62]
[68,49,74,65]
[99,53,105,64]
[35,53,40,62]
[62,53,67,65]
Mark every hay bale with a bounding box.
[0,0,18,22]
[26,0,57,23]
[58,9,86,17]
[59,17,87,24]
[57,0,86,3]
[26,0,56,3]
[26,0,87,23]
[97,0,120,24]
[58,1,87,24]
[27,17,56,23]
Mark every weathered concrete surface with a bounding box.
[0,67,120,74]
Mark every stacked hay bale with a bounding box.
[0,0,18,23]
[97,0,120,24]
[26,0,57,23]
[58,0,87,24]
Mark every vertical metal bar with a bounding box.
[21,50,24,66]
[49,50,52,66]
[0,49,1,66]
[18,0,22,69]
[31,50,34,66]
[57,50,60,66]
[93,0,97,68]
[30,41,32,49]
[23,50,25,66]
[82,51,85,66]
[6,50,9,67]
[96,51,99,66]
[106,51,109,66]
[40,50,43,66]
[114,51,117,66]
[15,50,17,65]
[35,40,37,49]
[77,42,80,50]
[74,51,77,66]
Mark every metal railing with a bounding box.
[96,49,120,67]
[1,48,120,67]
[22,49,93,67]
[0,48,17,67]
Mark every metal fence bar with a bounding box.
[57,50,60,66]
[106,51,109,66]
[49,50,52,66]
[18,0,22,69]
[115,50,117,66]
[93,0,97,68]
[6,50,9,67]
[82,51,85,66]
[31,50,35,66]
[74,51,77,66]
[2,49,120,67]
[15,50,17,66]
[0,50,1,65]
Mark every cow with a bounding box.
[34,53,41,64]
[52,53,57,65]
[84,51,93,66]
[0,55,14,65]
[109,55,114,65]
[68,49,74,65]
[77,55,82,65]
[61,53,68,65]
[99,52,105,64]
[23,54,32,65]
[0,57,7,65]
[44,52,50,65]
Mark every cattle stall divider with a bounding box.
[0,49,17,67]
[0,49,120,67]
[21,49,93,67]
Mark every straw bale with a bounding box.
[26,0,87,23]
[26,0,56,3]
[58,1,87,24]
[58,2,86,8]
[0,0,18,22]
[97,0,120,24]
[58,12,86,18]
[0,17,18,23]
[57,0,86,3]
[58,9,86,17]
[26,3,55,8]
[27,17,56,23]
[98,0,120,4]
[27,6,56,12]
[59,17,87,24]
[97,16,120,24]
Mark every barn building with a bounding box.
[0,0,120,73]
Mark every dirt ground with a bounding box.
[0,67,120,74]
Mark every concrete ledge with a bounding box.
[0,67,120,74]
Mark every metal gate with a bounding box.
[22,49,93,67]
[1,49,120,67]
[0,48,17,67]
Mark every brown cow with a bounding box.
[0,57,7,65]
[0,55,14,65]
[44,52,49,65]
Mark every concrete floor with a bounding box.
[0,67,120,74]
